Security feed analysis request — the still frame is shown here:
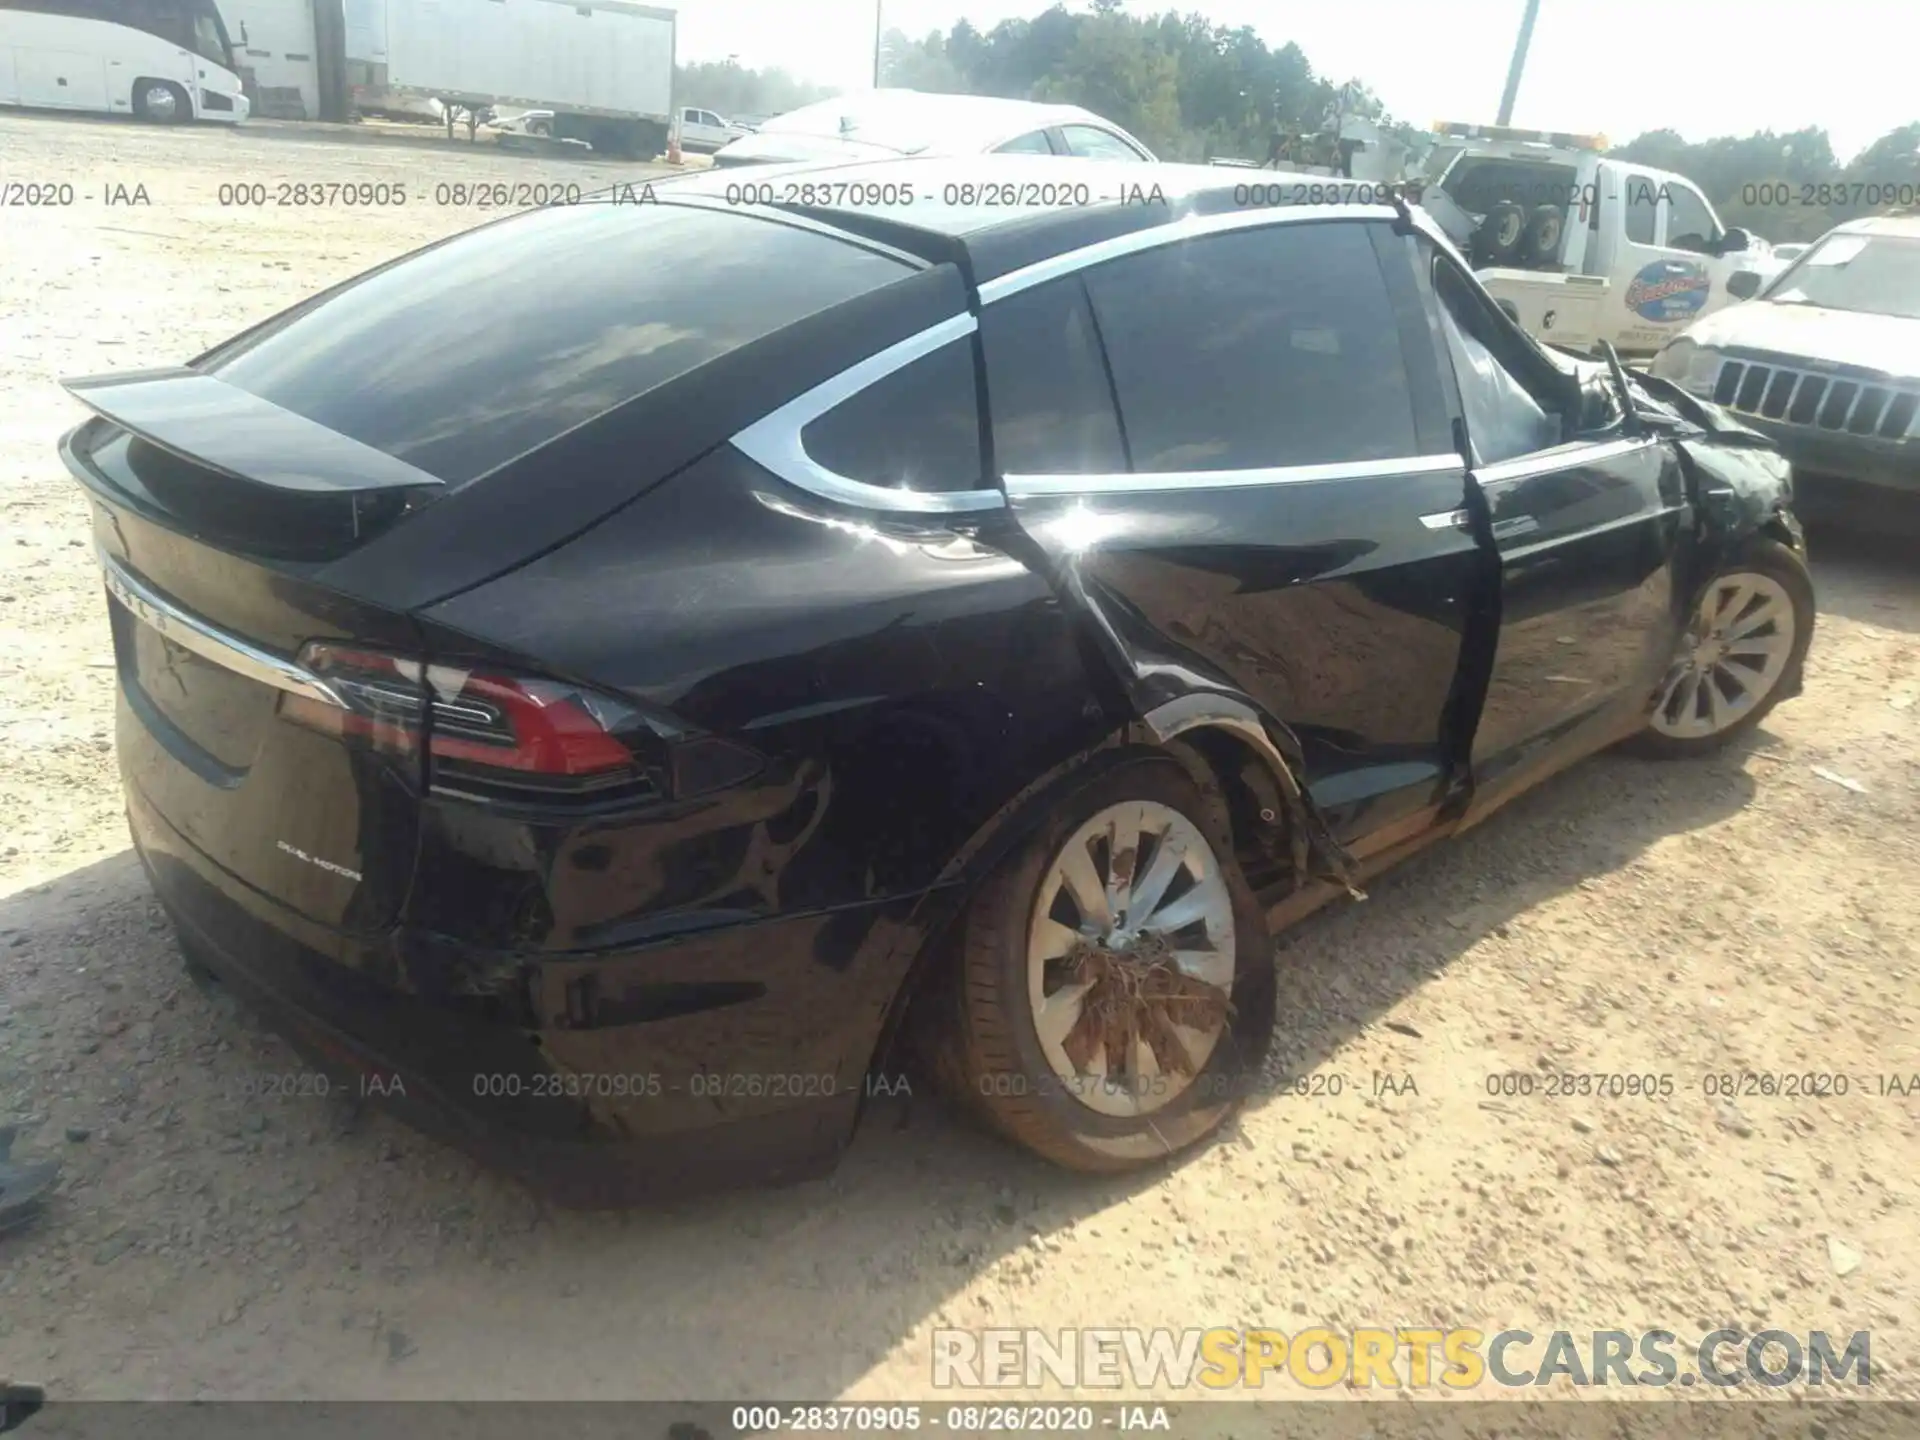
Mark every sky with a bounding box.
[671,0,1917,162]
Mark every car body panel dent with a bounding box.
[1631,370,1800,546]
[414,446,1113,947]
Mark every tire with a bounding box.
[1480,201,1528,264]
[930,756,1275,1173]
[527,119,552,137]
[1625,537,1815,759]
[132,79,190,124]
[1523,204,1564,265]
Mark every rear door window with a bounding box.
[1079,221,1418,471]
[980,277,1126,475]
[994,129,1056,155]
[800,338,984,493]
[204,205,913,486]
[1058,125,1146,161]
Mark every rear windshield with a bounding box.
[1439,156,1580,216]
[204,203,912,485]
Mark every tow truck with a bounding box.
[1420,120,1789,358]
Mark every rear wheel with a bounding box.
[1628,538,1814,758]
[132,79,189,124]
[1523,204,1564,265]
[931,758,1274,1173]
[1478,200,1528,264]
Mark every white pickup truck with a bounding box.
[1419,121,1788,358]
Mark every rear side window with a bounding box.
[995,130,1055,155]
[205,205,912,486]
[1059,125,1145,161]
[1080,222,1418,471]
[801,339,984,493]
[979,277,1126,475]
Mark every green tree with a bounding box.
[701,6,1919,194]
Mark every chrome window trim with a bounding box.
[98,548,348,709]
[728,313,1007,515]
[978,202,1394,307]
[730,204,1420,517]
[1004,453,1463,498]
[1473,436,1661,487]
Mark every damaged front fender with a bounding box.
[1628,369,1803,552]
[1629,368,1809,694]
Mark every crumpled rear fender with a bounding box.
[1020,555,1365,899]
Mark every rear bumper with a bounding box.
[129,781,877,1207]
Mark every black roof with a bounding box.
[652,154,1402,285]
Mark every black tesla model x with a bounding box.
[60,157,1813,1204]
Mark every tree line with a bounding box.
[682,2,1918,242]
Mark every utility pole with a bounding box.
[1495,0,1541,126]
[873,0,883,87]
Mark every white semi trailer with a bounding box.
[341,0,674,157]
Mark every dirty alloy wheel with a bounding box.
[527,118,552,137]
[932,757,1275,1173]
[1627,538,1815,759]
[132,80,189,124]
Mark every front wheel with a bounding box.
[1627,537,1815,758]
[931,757,1275,1173]
[132,79,189,124]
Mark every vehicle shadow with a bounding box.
[1803,522,1920,636]
[1242,742,1761,1119]
[0,734,1762,1407]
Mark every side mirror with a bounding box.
[1726,270,1763,300]
[1720,227,1751,253]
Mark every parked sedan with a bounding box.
[59,157,1811,1204]
[710,89,1154,168]
[1650,214,1920,525]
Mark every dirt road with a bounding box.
[1,112,1916,1412]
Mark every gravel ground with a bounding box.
[1,111,1916,1414]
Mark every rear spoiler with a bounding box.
[60,367,444,494]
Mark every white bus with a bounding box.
[0,0,250,123]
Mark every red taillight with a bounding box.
[281,643,694,803]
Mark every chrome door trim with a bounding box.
[98,548,348,709]
[1472,436,1662,487]
[1499,504,1688,561]
[1004,453,1463,499]
[728,313,1007,516]
[978,202,1396,307]
[1420,508,1471,531]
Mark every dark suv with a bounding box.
[60,156,1813,1203]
